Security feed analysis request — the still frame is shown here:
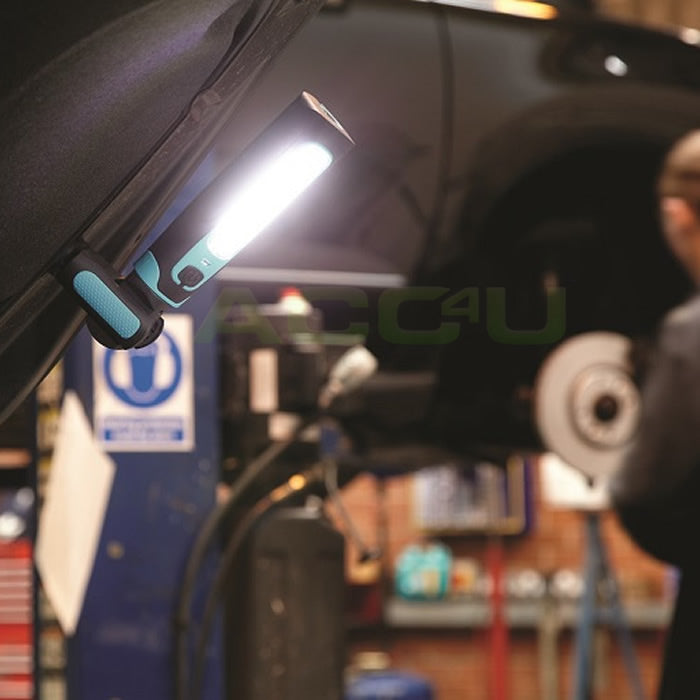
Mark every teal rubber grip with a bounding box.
[73,270,142,339]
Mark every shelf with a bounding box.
[385,597,672,630]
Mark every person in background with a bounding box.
[611,130,700,700]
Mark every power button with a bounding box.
[178,265,205,288]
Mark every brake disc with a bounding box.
[534,332,640,480]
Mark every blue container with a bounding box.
[346,671,434,700]
[395,543,452,600]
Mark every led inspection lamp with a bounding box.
[57,92,354,349]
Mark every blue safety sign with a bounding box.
[103,331,182,408]
[93,315,194,451]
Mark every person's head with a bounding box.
[658,130,700,283]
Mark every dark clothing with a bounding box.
[610,294,700,699]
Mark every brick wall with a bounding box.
[339,459,671,699]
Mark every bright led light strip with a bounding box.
[206,142,333,261]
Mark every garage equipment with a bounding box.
[225,506,345,700]
[574,512,646,700]
[535,332,645,700]
[58,246,223,699]
[178,340,377,700]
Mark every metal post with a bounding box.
[573,512,646,700]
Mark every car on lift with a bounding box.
[215,0,700,462]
